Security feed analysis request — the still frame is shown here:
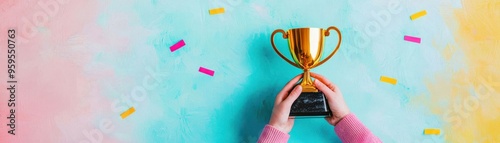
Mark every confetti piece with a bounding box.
[120,107,135,119]
[199,67,215,76]
[209,8,225,15]
[410,10,427,20]
[170,40,185,52]
[404,35,421,44]
[380,76,397,85]
[424,128,441,135]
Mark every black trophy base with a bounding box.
[290,91,332,117]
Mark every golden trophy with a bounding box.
[271,27,341,117]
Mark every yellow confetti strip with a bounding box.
[120,107,135,119]
[380,76,397,85]
[209,7,225,15]
[424,128,441,135]
[410,10,427,20]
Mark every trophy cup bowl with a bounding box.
[271,26,342,117]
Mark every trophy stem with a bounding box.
[300,69,318,92]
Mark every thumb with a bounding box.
[314,80,335,100]
[282,85,302,107]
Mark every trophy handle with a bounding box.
[314,26,342,68]
[271,29,301,68]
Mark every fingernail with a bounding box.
[293,85,302,93]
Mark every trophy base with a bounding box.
[289,91,332,117]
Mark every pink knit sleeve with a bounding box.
[257,125,290,143]
[334,113,382,143]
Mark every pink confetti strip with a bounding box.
[170,40,186,52]
[199,67,215,76]
[404,35,421,44]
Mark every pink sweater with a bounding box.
[257,113,381,143]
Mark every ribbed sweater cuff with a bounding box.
[334,113,380,143]
[257,125,290,143]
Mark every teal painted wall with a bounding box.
[133,0,450,142]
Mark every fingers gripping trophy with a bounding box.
[270,26,342,117]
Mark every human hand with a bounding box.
[268,74,303,133]
[311,72,350,126]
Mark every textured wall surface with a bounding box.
[0,0,499,142]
